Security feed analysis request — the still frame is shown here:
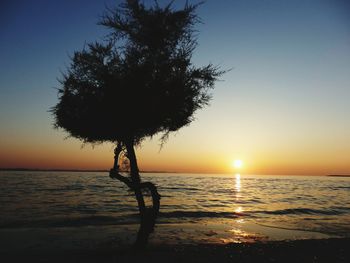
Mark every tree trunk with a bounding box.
[140,181,161,217]
[109,140,161,249]
[125,139,160,249]
[125,140,145,214]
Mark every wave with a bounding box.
[0,215,139,229]
[251,208,347,216]
[1,207,347,229]
[0,211,244,229]
[161,187,201,191]
[158,210,244,218]
[328,186,350,190]
[159,208,348,218]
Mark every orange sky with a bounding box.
[1,119,349,175]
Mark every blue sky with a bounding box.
[1,0,350,174]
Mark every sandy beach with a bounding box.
[1,237,349,263]
[1,221,349,263]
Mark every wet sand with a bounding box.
[1,221,349,262]
[1,237,349,263]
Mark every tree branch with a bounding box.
[140,182,161,200]
[140,181,161,218]
[109,168,134,189]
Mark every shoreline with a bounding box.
[1,220,347,262]
[327,174,350,177]
[0,220,338,251]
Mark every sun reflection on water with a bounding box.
[235,173,241,192]
[235,206,243,214]
[236,218,245,224]
[234,173,244,223]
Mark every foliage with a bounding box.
[52,0,223,145]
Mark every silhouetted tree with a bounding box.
[52,0,223,248]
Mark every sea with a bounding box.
[1,171,350,247]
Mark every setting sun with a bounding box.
[233,159,243,169]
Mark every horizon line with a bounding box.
[1,167,349,177]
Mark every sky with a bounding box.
[1,0,350,175]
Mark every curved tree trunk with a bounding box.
[124,140,160,249]
[125,140,145,213]
[110,141,161,249]
[140,181,161,219]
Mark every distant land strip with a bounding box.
[327,174,350,177]
[0,168,173,173]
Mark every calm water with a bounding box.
[1,171,349,237]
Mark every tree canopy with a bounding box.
[52,0,223,145]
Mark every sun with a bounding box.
[233,159,243,169]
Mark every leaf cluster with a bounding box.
[52,0,223,145]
